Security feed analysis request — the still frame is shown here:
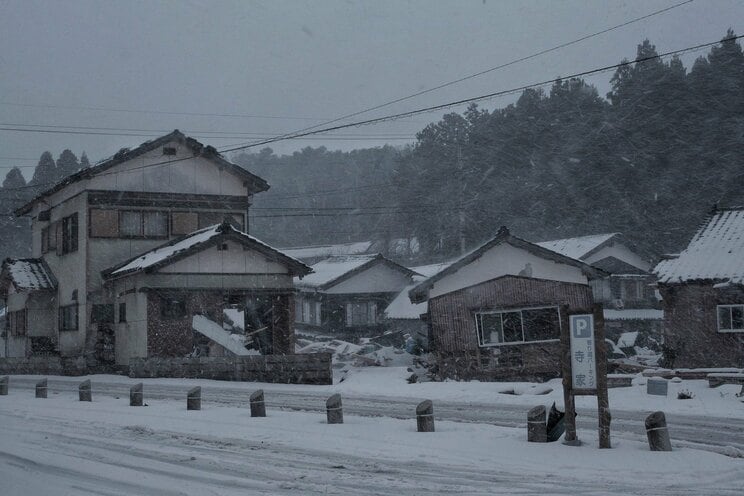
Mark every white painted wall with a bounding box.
[428,242,589,299]
[114,283,148,365]
[583,242,651,271]
[160,240,290,274]
[88,141,247,196]
[324,262,412,294]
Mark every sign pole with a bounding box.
[593,303,611,449]
[559,305,578,444]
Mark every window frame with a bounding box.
[59,304,79,332]
[716,304,744,333]
[345,301,378,327]
[119,302,127,323]
[474,305,562,347]
[9,309,27,336]
[60,213,78,254]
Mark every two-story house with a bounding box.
[0,131,310,367]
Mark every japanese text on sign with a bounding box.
[569,314,596,391]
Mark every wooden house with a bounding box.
[537,233,662,339]
[294,254,418,338]
[654,206,744,368]
[409,227,604,381]
[0,130,311,368]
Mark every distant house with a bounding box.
[654,206,744,368]
[409,227,604,381]
[294,254,418,337]
[538,233,662,339]
[382,262,452,347]
[280,241,373,266]
[0,131,311,368]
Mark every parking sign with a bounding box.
[569,314,596,391]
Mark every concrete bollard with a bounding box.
[36,378,48,399]
[645,411,672,451]
[79,380,92,402]
[326,393,343,424]
[130,383,144,407]
[0,376,8,395]
[527,405,547,442]
[416,399,435,432]
[250,389,266,417]
[647,378,668,396]
[187,387,201,411]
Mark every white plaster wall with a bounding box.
[87,141,247,196]
[160,240,290,274]
[324,263,412,294]
[35,193,88,356]
[583,243,651,271]
[428,242,589,299]
[114,285,148,365]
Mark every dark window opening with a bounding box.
[61,213,78,254]
[59,304,79,331]
[119,302,127,323]
[161,297,187,320]
[163,146,177,155]
[91,304,115,324]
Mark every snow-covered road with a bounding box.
[6,373,744,458]
[2,386,743,495]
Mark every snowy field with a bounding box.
[2,370,744,495]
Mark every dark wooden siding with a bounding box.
[659,283,744,368]
[428,275,594,380]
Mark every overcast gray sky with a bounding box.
[1,0,742,181]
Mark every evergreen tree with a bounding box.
[56,149,79,179]
[80,151,91,169]
[29,151,57,187]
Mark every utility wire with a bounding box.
[219,0,695,151]
[1,33,740,197]
[219,33,743,153]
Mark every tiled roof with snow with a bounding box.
[655,208,744,284]
[410,262,453,282]
[295,255,379,288]
[2,258,57,291]
[280,241,372,261]
[537,233,619,260]
[105,223,310,278]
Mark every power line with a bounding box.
[219,33,743,153]
[218,0,695,151]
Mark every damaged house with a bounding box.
[654,206,744,368]
[409,227,605,381]
[0,130,311,370]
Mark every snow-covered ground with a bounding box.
[2,381,743,496]
[3,367,744,495]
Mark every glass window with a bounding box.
[172,211,199,235]
[119,302,127,323]
[61,213,78,253]
[718,305,744,332]
[59,305,78,331]
[476,306,561,347]
[120,211,142,237]
[143,211,168,237]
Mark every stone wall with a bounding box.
[129,353,333,385]
[0,356,88,376]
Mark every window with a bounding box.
[91,304,115,324]
[89,209,119,237]
[172,211,199,235]
[475,306,561,347]
[41,226,51,253]
[61,213,78,254]
[295,298,321,325]
[345,301,377,327]
[162,146,177,155]
[120,211,142,237]
[118,210,168,238]
[9,309,27,336]
[620,279,645,300]
[119,302,127,323]
[143,211,168,237]
[160,297,187,319]
[717,305,744,333]
[59,304,78,331]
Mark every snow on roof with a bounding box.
[410,261,453,282]
[295,255,379,288]
[655,208,744,284]
[384,284,427,319]
[107,223,309,277]
[537,233,618,260]
[280,241,372,261]
[111,225,223,275]
[192,314,253,356]
[2,258,57,291]
[617,331,639,348]
[603,309,663,321]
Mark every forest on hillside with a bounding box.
[2,31,742,265]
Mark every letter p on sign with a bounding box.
[572,315,591,338]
